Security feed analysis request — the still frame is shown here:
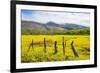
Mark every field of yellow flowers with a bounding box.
[21,35,90,63]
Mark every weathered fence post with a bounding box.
[44,38,46,53]
[28,40,34,52]
[62,37,65,55]
[71,41,79,57]
[32,40,34,49]
[65,40,67,48]
[54,41,57,54]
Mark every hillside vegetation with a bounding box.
[22,28,90,35]
[21,21,90,35]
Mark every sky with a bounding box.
[21,10,90,27]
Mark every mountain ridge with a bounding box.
[21,20,89,35]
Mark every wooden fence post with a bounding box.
[65,40,67,48]
[71,41,79,57]
[54,41,57,54]
[44,38,46,53]
[62,37,65,55]
[32,40,34,49]
[28,40,34,52]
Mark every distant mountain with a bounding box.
[46,21,61,27]
[62,23,87,29]
[46,21,87,30]
[21,21,49,30]
[46,21,65,30]
[21,20,89,35]
[21,21,65,31]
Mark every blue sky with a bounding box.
[21,10,90,27]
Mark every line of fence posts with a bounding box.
[28,37,79,57]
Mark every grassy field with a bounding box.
[21,35,90,63]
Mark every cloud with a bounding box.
[22,10,90,27]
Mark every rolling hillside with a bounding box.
[21,21,89,35]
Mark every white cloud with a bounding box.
[22,10,90,27]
